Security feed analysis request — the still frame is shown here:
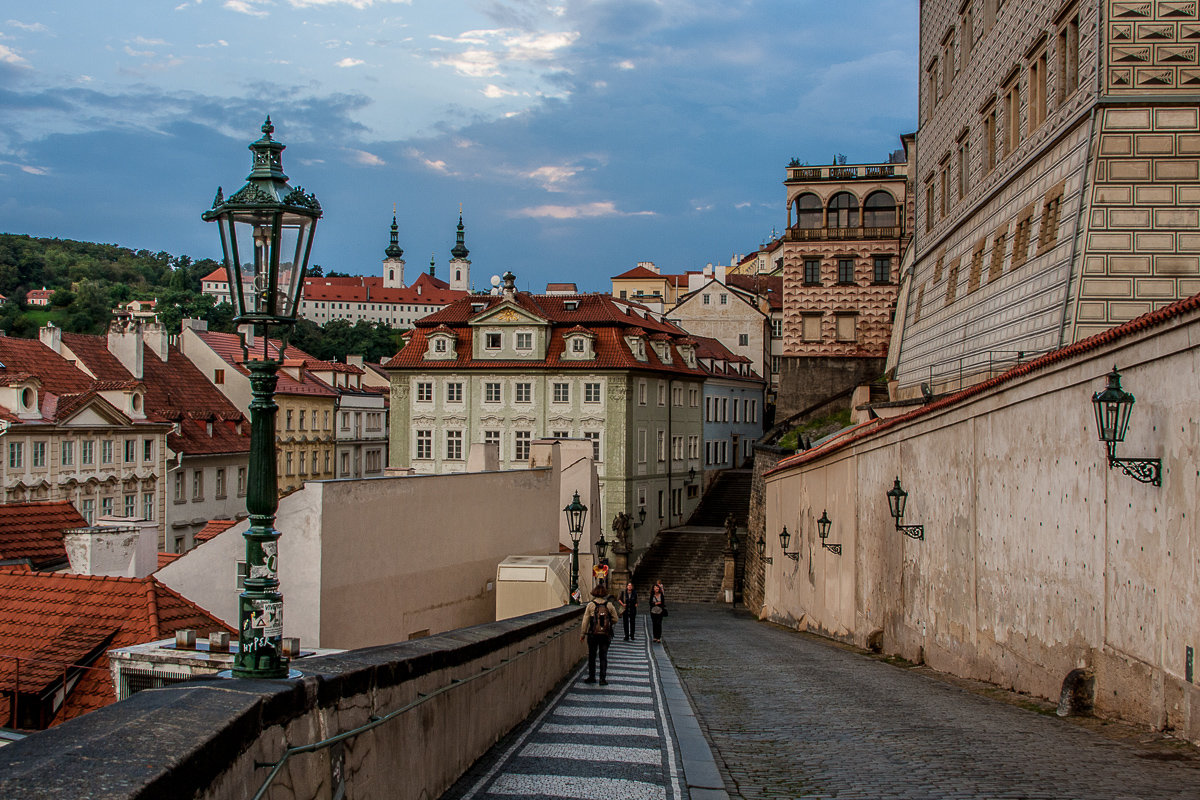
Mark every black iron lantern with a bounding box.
[595,533,609,560]
[688,466,696,483]
[757,534,772,564]
[638,506,647,525]
[564,491,588,540]
[779,525,799,561]
[887,477,925,540]
[203,117,321,327]
[817,510,842,555]
[1090,367,1161,486]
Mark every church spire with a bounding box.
[385,210,404,259]
[429,252,436,279]
[450,209,470,260]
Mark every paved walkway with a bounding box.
[667,604,1200,799]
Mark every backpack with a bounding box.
[589,600,613,636]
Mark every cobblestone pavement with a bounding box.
[665,604,1200,800]
[441,631,687,800]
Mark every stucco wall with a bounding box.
[762,306,1200,740]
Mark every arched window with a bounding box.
[863,191,897,228]
[828,192,859,228]
[794,193,823,229]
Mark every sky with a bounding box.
[0,0,917,294]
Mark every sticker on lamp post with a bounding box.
[251,599,283,637]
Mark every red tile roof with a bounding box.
[0,568,231,728]
[727,273,783,310]
[690,335,764,383]
[0,501,87,570]
[0,337,94,396]
[612,265,665,280]
[767,290,1200,476]
[193,518,240,544]
[156,551,181,569]
[193,330,337,399]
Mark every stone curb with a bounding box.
[652,640,730,799]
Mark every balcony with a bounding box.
[786,163,908,182]
[784,225,904,242]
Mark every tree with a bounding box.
[308,264,324,277]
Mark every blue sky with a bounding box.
[0,1,917,293]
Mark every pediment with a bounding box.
[59,400,130,427]
[471,301,547,327]
[412,414,437,425]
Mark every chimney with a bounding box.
[39,322,62,353]
[62,521,158,579]
[144,320,169,362]
[107,318,143,379]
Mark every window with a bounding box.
[873,256,892,284]
[719,293,728,305]
[584,382,601,403]
[940,158,951,218]
[584,431,601,461]
[960,1,974,64]
[571,337,586,353]
[802,315,822,342]
[143,492,154,521]
[657,490,665,519]
[485,332,501,349]
[657,430,666,461]
[772,356,781,374]
[31,441,45,468]
[1038,188,1064,254]
[236,560,247,590]
[657,382,666,406]
[672,435,684,460]
[446,430,463,460]
[215,468,226,498]
[942,28,956,97]
[828,192,859,228]
[446,382,463,403]
[485,382,501,403]
[957,132,970,200]
[298,410,306,431]
[214,368,225,385]
[62,440,74,467]
[803,259,821,285]
[515,332,532,350]
[835,315,857,343]
[638,429,647,463]
[341,412,351,430]
[771,319,783,338]
[638,381,647,405]
[1003,72,1020,156]
[688,435,699,459]
[1058,9,1080,102]
[7,442,21,469]
[174,472,185,502]
[125,439,136,463]
[434,338,447,353]
[794,193,822,229]
[988,224,1009,282]
[926,57,940,113]
[944,257,961,305]
[515,382,532,404]
[416,430,432,459]
[192,470,203,500]
[738,333,749,346]
[1029,49,1047,131]
[837,258,855,284]
[286,409,294,430]
[732,399,740,423]
[702,293,711,306]
[82,499,95,525]
[514,431,531,461]
[1011,207,1034,269]
[324,411,330,430]
[484,430,500,450]
[552,429,570,440]
[144,439,153,462]
[925,179,935,233]
[102,440,114,464]
[237,467,247,496]
[690,388,699,407]
[863,191,897,228]
[416,382,433,402]
[124,494,135,518]
[101,496,114,517]
[553,383,570,403]
[983,103,997,173]
[341,452,351,476]
[749,399,758,423]
[968,239,987,293]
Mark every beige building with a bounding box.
[610,262,686,312]
[893,0,1200,397]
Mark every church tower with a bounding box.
[448,210,471,292]
[382,211,405,288]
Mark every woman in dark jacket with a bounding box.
[649,583,667,642]
[618,581,638,641]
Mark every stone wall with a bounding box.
[761,299,1200,741]
[775,356,886,420]
[0,606,584,800]
[744,444,785,615]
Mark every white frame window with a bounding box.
[416,430,433,460]
[485,382,502,403]
[416,382,433,402]
[552,382,570,403]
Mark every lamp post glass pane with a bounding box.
[563,491,587,542]
[1091,368,1135,444]
[757,536,766,556]
[779,526,791,551]
[887,477,907,521]
[817,511,831,539]
[220,212,314,320]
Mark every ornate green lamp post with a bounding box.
[202,117,321,679]
[563,491,587,605]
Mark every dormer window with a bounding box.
[572,338,585,353]
[485,332,501,350]
[435,339,447,353]
[516,332,533,350]
[424,329,458,360]
[19,387,33,411]
[564,300,579,311]
[472,303,486,313]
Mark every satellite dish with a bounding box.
[491,275,502,287]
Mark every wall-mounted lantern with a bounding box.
[778,525,800,561]
[757,535,773,564]
[687,466,696,484]
[1091,366,1161,487]
[817,510,841,555]
[632,506,648,528]
[886,477,925,540]
[595,533,609,561]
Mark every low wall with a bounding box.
[0,606,584,800]
[762,299,1200,741]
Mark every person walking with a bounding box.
[580,584,618,685]
[618,581,638,641]
[649,582,667,643]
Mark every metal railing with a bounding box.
[784,225,903,242]
[919,348,1056,395]
[786,163,908,182]
[0,653,112,731]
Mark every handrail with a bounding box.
[922,348,1056,394]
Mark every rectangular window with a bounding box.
[750,399,758,423]
[926,57,940,113]
[1011,207,1034,270]
[192,470,203,500]
[31,441,45,468]
[657,430,666,462]
[322,451,329,473]
[236,560,247,590]
[771,319,783,338]
[144,439,153,462]
[803,259,821,284]
[873,256,892,284]
[485,332,501,349]
[553,382,570,403]
[584,431,601,461]
[944,257,961,305]
[416,382,433,402]
[960,1,974,64]
[837,259,855,284]
[324,411,330,430]
[515,332,532,350]
[658,490,665,519]
[571,338,586,353]
[515,382,532,403]
[984,103,997,173]
[719,293,728,305]
[100,496,113,517]
[802,315,822,342]
[672,435,684,460]
[62,440,74,467]
[1003,73,1020,156]
[484,430,501,450]
[835,315,857,342]
[942,29,956,97]
[485,382,501,403]
[733,399,741,423]
[214,368,225,385]
[1058,10,1080,102]
[584,382,601,403]
[925,179,935,233]
[689,435,699,459]
[657,382,666,406]
[638,381,647,405]
[446,382,463,403]
[514,431,531,462]
[689,388,699,407]
[298,410,306,431]
[341,452,350,476]
[215,468,226,498]
[1038,191,1063,255]
[124,494,135,518]
[738,333,749,346]
[940,159,950,218]
[957,132,970,200]
[102,440,114,464]
[82,499,95,525]
[286,409,294,431]
[446,430,463,460]
[143,492,154,521]
[341,412,351,430]
[7,442,21,470]
[988,224,1009,282]
[968,238,987,294]
[552,429,570,440]
[174,472,185,502]
[638,429,647,463]
[1029,50,1047,131]
[416,430,432,460]
[703,293,711,305]
[238,467,247,496]
[124,439,135,463]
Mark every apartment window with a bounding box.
[174,472,185,502]
[837,258,855,284]
[1038,188,1064,254]
[102,440,114,464]
[873,256,892,284]
[1058,9,1080,101]
[341,412,350,431]
[1029,49,1047,131]
[62,440,74,467]
[738,333,749,346]
[82,499,95,525]
[515,332,532,350]
[925,180,936,233]
[447,382,463,403]
[144,439,153,462]
[514,431,531,462]
[968,239,987,294]
[802,314,822,342]
[322,451,329,473]
[298,410,306,431]
[341,452,351,476]
[835,314,857,343]
[940,158,951,218]
[960,1,974,64]
[484,430,501,450]
[236,560,248,590]
[485,332,501,349]
[688,435,699,459]
[657,430,666,462]
[214,368,225,385]
[101,497,114,517]
[1003,72,1020,156]
[584,382,601,403]
[703,294,711,305]
[721,398,729,422]
[933,250,946,284]
[515,382,532,403]
[571,337,586,353]
[192,470,203,500]
[485,382,501,403]
[7,442,21,470]
[286,409,294,430]
[584,431,601,461]
[957,132,970,200]
[416,430,432,460]
[657,382,666,406]
[416,382,433,402]
[942,29,956,98]
[984,103,997,173]
[1012,207,1034,269]
[237,467,247,496]
[657,490,665,520]
[926,57,940,112]
[749,399,758,423]
[944,257,961,305]
[30,441,45,468]
[672,435,684,460]
[124,439,135,463]
[215,468,226,498]
[690,388,699,407]
[732,399,741,423]
[324,411,330,430]
[551,429,570,440]
[124,494,135,518]
[828,192,859,228]
[638,381,647,405]
[553,382,570,403]
[638,429,647,463]
[434,339,447,353]
[446,430,463,460]
[803,259,821,285]
[989,225,1009,282]
[719,293,728,305]
[143,492,154,520]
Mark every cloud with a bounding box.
[349,148,385,166]
[288,0,413,8]
[19,164,47,175]
[197,40,229,48]
[223,1,268,17]
[482,84,518,99]
[434,49,501,78]
[6,20,48,33]
[124,45,157,58]
[734,201,751,209]
[615,59,635,70]
[514,202,654,220]
[502,30,578,62]
[526,165,579,191]
[335,57,364,68]
[133,36,168,46]
[430,26,579,79]
[0,44,28,67]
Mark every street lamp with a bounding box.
[203,117,321,680]
[595,533,609,561]
[633,506,648,528]
[564,491,587,604]
[886,477,925,540]
[778,525,799,561]
[1091,366,1161,486]
[687,466,696,484]
[757,534,773,564]
[817,510,842,555]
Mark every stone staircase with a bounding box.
[688,469,752,528]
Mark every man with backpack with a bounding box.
[580,584,619,685]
